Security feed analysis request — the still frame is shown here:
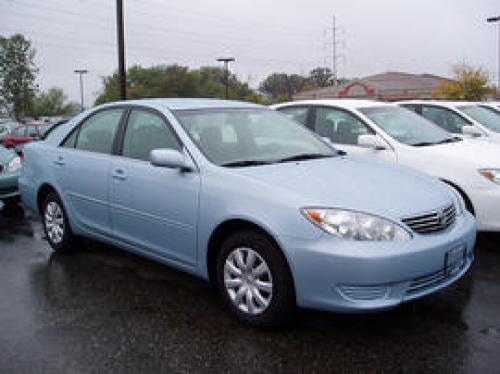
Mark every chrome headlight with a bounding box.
[479,169,500,185]
[302,208,412,241]
[7,156,22,173]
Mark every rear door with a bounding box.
[109,108,200,265]
[52,108,124,237]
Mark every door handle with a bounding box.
[112,168,127,180]
[54,156,65,166]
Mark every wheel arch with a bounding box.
[206,219,295,292]
[37,183,60,216]
[440,179,475,216]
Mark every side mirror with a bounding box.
[357,134,387,150]
[321,137,333,144]
[150,149,193,171]
[461,125,483,137]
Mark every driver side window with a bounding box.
[421,106,470,133]
[122,110,181,161]
[314,107,374,145]
[278,106,309,125]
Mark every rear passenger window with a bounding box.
[76,110,123,154]
[62,130,78,148]
[122,110,181,161]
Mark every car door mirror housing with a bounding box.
[461,125,483,137]
[150,149,193,171]
[357,134,387,150]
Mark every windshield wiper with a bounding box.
[435,138,461,144]
[221,160,274,167]
[276,153,334,163]
[413,138,461,147]
[411,141,438,147]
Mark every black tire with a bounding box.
[41,192,77,252]
[215,229,296,327]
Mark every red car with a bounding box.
[2,122,51,149]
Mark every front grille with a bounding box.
[406,270,449,295]
[402,204,456,234]
[406,259,467,296]
[338,285,389,301]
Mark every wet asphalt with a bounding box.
[0,203,499,374]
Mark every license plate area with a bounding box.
[445,245,466,275]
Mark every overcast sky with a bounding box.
[1,0,498,106]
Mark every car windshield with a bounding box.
[457,105,500,132]
[174,108,336,166]
[359,106,455,146]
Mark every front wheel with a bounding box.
[42,192,77,252]
[215,229,296,327]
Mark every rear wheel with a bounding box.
[42,192,77,252]
[215,229,295,327]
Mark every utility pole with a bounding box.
[73,69,88,111]
[217,57,235,99]
[487,16,500,91]
[116,0,126,100]
[324,15,344,86]
[332,15,337,86]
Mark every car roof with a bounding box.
[396,100,478,108]
[99,98,263,111]
[274,99,394,110]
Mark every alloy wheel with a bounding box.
[44,201,65,245]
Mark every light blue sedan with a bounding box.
[19,99,476,326]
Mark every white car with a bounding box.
[397,100,500,143]
[272,100,500,231]
[478,101,500,115]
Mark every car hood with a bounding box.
[412,138,500,168]
[227,156,454,219]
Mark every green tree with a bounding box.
[259,73,312,102]
[435,64,496,100]
[95,64,267,105]
[32,88,79,117]
[309,67,333,87]
[0,34,38,119]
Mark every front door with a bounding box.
[311,106,397,162]
[109,108,200,266]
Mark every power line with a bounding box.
[0,8,322,53]
[4,0,323,40]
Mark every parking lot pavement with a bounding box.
[0,205,499,373]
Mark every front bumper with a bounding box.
[280,212,476,313]
[0,172,20,200]
[469,184,500,231]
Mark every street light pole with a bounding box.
[116,0,127,100]
[217,57,235,99]
[73,69,88,111]
[487,16,500,91]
